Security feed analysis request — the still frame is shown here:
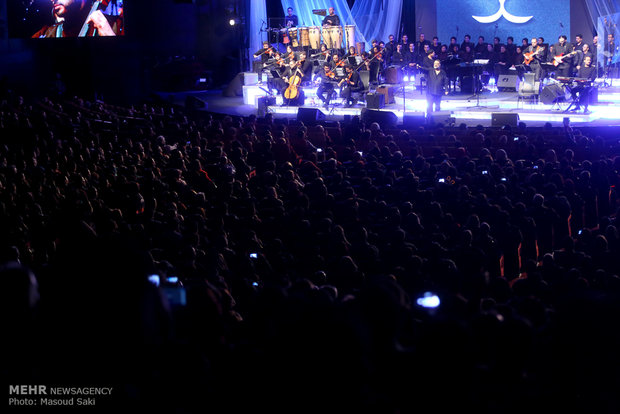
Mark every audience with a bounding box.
[2,91,620,413]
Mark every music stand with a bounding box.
[463,62,488,109]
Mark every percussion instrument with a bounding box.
[299,27,310,47]
[323,26,343,49]
[308,26,321,50]
[288,28,299,48]
[385,66,404,84]
[345,25,355,50]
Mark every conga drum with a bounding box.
[308,26,321,49]
[288,27,299,47]
[322,26,332,49]
[329,26,343,49]
[299,27,310,47]
[345,25,355,49]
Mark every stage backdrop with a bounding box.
[436,0,571,46]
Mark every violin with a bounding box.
[338,71,353,87]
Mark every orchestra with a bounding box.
[253,5,610,113]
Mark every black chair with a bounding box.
[351,70,370,105]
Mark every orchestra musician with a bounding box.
[339,65,363,108]
[553,35,573,77]
[570,56,596,113]
[385,34,397,58]
[524,37,545,81]
[368,46,384,85]
[33,0,117,38]
[426,59,449,114]
[322,7,341,26]
[297,52,313,83]
[284,45,296,64]
[285,7,298,28]
[253,41,275,66]
[315,63,338,108]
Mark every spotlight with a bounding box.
[403,75,409,82]
[229,19,236,26]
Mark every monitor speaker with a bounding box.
[361,108,398,128]
[297,108,325,125]
[497,74,518,91]
[366,93,385,109]
[491,113,519,127]
[403,112,426,128]
[540,84,567,105]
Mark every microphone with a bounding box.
[559,22,564,28]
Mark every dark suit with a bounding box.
[426,68,447,113]
[340,71,363,105]
[553,42,573,77]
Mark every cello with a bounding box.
[284,62,304,101]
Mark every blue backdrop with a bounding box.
[436,0,571,46]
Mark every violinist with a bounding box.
[331,53,345,71]
[312,43,331,63]
[284,45,296,64]
[369,46,384,85]
[315,63,338,108]
[340,65,363,108]
[297,52,313,83]
[345,46,357,59]
[253,41,275,65]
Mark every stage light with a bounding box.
[229,19,236,26]
[403,75,409,82]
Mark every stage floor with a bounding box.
[155,79,620,127]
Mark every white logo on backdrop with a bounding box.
[472,0,533,24]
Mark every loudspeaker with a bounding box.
[297,108,325,125]
[376,84,396,104]
[257,96,275,117]
[361,108,398,128]
[385,66,404,84]
[403,113,426,128]
[540,84,566,104]
[497,74,518,91]
[491,113,519,127]
[366,93,385,109]
[185,95,207,110]
[430,111,454,125]
[223,72,243,97]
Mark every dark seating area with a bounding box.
[4,92,620,413]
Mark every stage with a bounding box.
[156,77,620,127]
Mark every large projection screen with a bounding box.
[436,0,570,45]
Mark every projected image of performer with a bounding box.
[426,59,448,114]
[33,0,118,38]
[322,7,340,26]
[285,7,298,28]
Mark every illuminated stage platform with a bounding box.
[241,79,620,126]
